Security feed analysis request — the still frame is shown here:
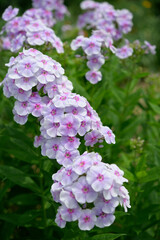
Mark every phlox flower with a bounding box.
[72,176,98,204]
[94,207,115,228]
[2,6,19,21]
[59,205,81,222]
[86,165,113,192]
[59,114,81,137]
[84,130,102,147]
[85,70,102,84]
[59,188,78,208]
[61,136,81,150]
[100,126,115,144]
[78,209,97,231]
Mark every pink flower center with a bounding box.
[18,88,24,94]
[84,216,90,223]
[79,161,85,167]
[33,23,39,27]
[97,173,104,181]
[81,121,86,127]
[67,209,74,214]
[22,102,27,108]
[60,96,66,101]
[107,131,112,137]
[53,64,58,70]
[25,63,31,69]
[89,42,95,48]
[91,136,96,142]
[68,137,74,142]
[74,96,79,102]
[92,58,98,63]
[53,144,59,151]
[87,110,91,117]
[52,85,57,91]
[53,122,60,128]
[45,31,51,36]
[65,152,71,158]
[100,212,107,218]
[67,122,73,129]
[42,70,48,76]
[34,33,40,39]
[66,169,72,176]
[35,104,41,109]
[104,199,110,204]
[41,59,47,65]
[72,108,78,115]
[91,72,97,78]
[23,77,29,82]
[115,171,120,176]
[51,109,56,116]
[82,186,89,194]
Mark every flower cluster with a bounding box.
[2,47,129,230]
[71,33,133,84]
[51,152,131,230]
[78,0,133,39]
[2,48,69,124]
[35,92,115,161]
[70,0,156,84]
[32,0,69,20]
[1,6,63,53]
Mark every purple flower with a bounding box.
[78,209,96,230]
[59,205,81,222]
[87,54,105,70]
[100,126,115,144]
[70,35,86,50]
[55,211,66,228]
[15,76,37,91]
[2,6,19,21]
[59,114,80,136]
[60,188,78,208]
[72,176,98,204]
[42,103,64,121]
[86,165,113,192]
[78,117,91,136]
[94,194,119,214]
[61,136,81,150]
[57,149,79,167]
[72,153,93,175]
[14,101,30,116]
[60,167,79,186]
[83,38,101,56]
[45,138,63,159]
[84,130,102,147]
[94,208,115,228]
[17,57,40,77]
[85,70,102,84]
[115,45,133,59]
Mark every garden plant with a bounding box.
[0,0,160,240]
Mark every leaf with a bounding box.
[0,210,40,226]
[92,233,126,240]
[138,167,160,183]
[149,102,160,114]
[10,193,38,206]
[0,165,40,193]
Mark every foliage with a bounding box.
[0,0,160,240]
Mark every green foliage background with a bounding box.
[0,1,160,240]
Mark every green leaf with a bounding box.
[92,233,126,240]
[0,165,40,193]
[138,167,160,183]
[0,210,40,226]
[149,102,160,114]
